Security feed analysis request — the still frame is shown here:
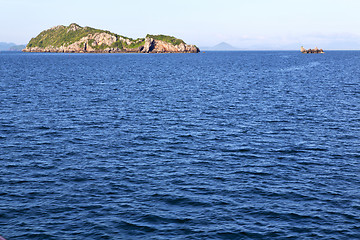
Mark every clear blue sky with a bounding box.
[1,0,360,49]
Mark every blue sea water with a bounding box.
[0,51,359,240]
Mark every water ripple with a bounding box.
[1,51,360,239]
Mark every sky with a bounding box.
[1,0,360,50]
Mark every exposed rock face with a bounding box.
[142,37,155,53]
[67,23,81,32]
[301,46,324,54]
[140,38,198,53]
[23,23,200,53]
[93,33,117,46]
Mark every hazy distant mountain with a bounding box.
[212,42,238,50]
[0,42,25,51]
[201,42,239,51]
[0,42,16,51]
[9,45,26,51]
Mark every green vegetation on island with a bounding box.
[24,23,199,53]
[27,23,145,49]
[146,34,185,46]
[27,24,106,48]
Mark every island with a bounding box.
[23,23,200,53]
[301,46,324,54]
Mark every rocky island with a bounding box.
[301,46,324,54]
[23,23,200,53]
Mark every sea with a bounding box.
[0,51,359,240]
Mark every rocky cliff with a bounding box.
[23,23,200,53]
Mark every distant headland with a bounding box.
[23,23,200,53]
[0,42,26,51]
[301,46,324,54]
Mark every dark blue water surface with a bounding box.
[1,51,360,239]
